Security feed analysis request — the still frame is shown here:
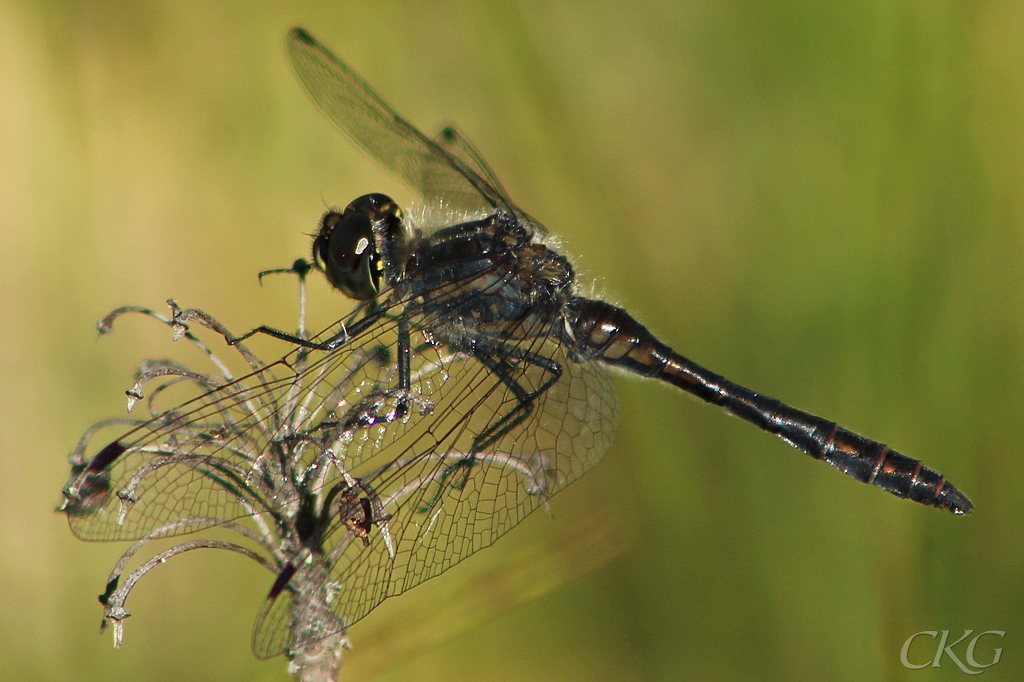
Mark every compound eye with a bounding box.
[313,210,382,300]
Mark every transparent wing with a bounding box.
[251,305,617,657]
[61,348,308,542]
[60,294,402,544]
[60,263,618,658]
[288,28,516,218]
[434,125,548,234]
[433,125,509,199]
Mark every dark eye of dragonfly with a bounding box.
[312,193,405,300]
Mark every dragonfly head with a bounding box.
[313,193,407,300]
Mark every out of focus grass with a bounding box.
[2,1,1020,680]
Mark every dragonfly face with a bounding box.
[59,26,972,675]
[313,193,406,300]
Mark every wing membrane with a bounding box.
[252,310,617,656]
[61,261,617,658]
[288,28,510,216]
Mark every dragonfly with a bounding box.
[60,27,972,676]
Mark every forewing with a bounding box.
[252,300,619,656]
[433,126,509,199]
[62,357,297,542]
[61,305,406,543]
[288,28,509,215]
[434,125,547,234]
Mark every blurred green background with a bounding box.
[2,1,1020,680]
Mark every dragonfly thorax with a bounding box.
[402,212,577,341]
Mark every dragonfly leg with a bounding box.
[230,302,385,351]
[469,339,564,454]
[414,339,563,514]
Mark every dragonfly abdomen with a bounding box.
[566,297,973,514]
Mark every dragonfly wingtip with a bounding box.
[290,27,315,45]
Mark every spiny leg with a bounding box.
[229,301,382,351]
[417,338,563,512]
[469,340,563,453]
